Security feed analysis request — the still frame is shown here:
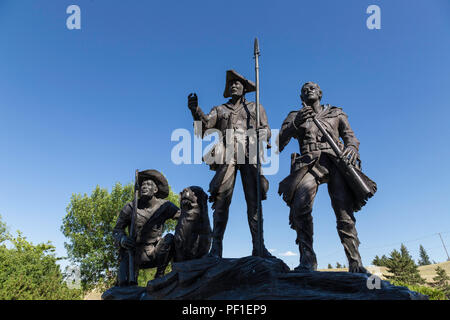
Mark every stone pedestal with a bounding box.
[102,256,427,300]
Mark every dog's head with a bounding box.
[180,186,208,214]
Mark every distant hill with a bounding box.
[320,261,450,284]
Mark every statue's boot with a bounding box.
[250,232,274,259]
[208,213,227,258]
[337,219,368,274]
[208,238,223,258]
[153,234,174,279]
[208,194,233,259]
[245,202,274,259]
[293,215,317,272]
[249,222,274,259]
[251,246,275,259]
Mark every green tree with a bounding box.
[61,182,179,291]
[0,215,82,300]
[372,254,389,267]
[431,266,450,298]
[372,255,382,266]
[327,264,333,269]
[336,262,342,268]
[418,245,431,266]
[385,244,425,285]
[0,214,8,243]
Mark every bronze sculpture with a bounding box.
[278,82,376,273]
[187,70,273,258]
[95,34,435,300]
[173,186,212,262]
[113,170,180,286]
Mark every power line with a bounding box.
[361,231,450,251]
[360,234,438,252]
[438,232,450,261]
[320,230,450,258]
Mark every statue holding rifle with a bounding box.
[113,169,180,286]
[278,82,377,273]
[187,64,273,258]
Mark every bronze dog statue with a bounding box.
[173,186,212,262]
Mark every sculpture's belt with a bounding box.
[301,142,331,154]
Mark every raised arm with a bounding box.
[187,93,218,137]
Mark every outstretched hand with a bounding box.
[188,93,198,111]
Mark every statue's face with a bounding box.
[301,83,321,103]
[140,180,158,198]
[228,80,244,98]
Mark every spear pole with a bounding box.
[254,38,263,257]
[128,169,139,285]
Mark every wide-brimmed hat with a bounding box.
[138,169,169,199]
[223,70,256,98]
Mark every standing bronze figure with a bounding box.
[187,70,273,258]
[113,170,180,286]
[278,82,376,273]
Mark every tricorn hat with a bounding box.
[137,169,169,199]
[223,70,256,98]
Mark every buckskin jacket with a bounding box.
[277,104,360,206]
[190,98,271,170]
[113,199,180,248]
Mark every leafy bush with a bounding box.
[0,215,82,300]
[137,264,173,287]
[391,280,447,300]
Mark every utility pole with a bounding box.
[438,233,450,261]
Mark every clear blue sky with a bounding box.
[1,0,450,270]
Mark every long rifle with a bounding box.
[254,38,263,256]
[128,169,139,285]
[312,109,377,211]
